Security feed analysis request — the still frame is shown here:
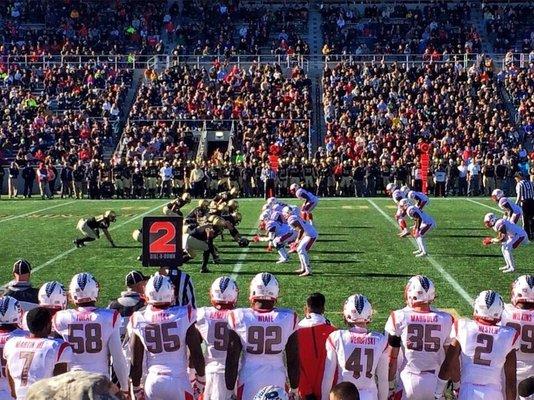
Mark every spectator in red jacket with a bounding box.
[298,293,336,400]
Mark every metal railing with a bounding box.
[1,53,532,70]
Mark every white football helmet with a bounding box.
[282,206,293,217]
[407,190,417,200]
[405,275,436,306]
[400,185,410,194]
[253,386,289,400]
[289,183,300,193]
[104,210,116,222]
[69,273,100,304]
[473,290,504,322]
[0,296,22,325]
[145,275,174,305]
[491,189,504,201]
[386,183,398,193]
[38,281,67,310]
[399,198,412,209]
[511,275,534,306]
[210,276,239,306]
[132,229,142,243]
[392,189,404,204]
[265,220,277,233]
[484,213,497,228]
[249,273,279,302]
[343,294,373,323]
[267,197,277,207]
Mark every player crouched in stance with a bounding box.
[483,213,528,273]
[284,206,318,277]
[290,183,319,224]
[406,189,429,210]
[266,219,298,264]
[163,192,192,217]
[387,184,409,237]
[74,210,117,248]
[491,189,523,224]
[0,297,27,398]
[321,294,389,400]
[500,275,534,400]
[4,307,72,400]
[196,277,239,400]
[400,199,435,257]
[254,385,289,400]
[434,290,519,400]
[225,273,300,400]
[386,276,455,400]
[129,275,206,400]
[53,273,130,399]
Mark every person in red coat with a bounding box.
[298,292,336,400]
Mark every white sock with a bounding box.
[299,252,310,272]
[277,247,288,260]
[502,246,515,270]
[416,236,426,253]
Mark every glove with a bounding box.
[289,242,298,252]
[482,237,493,246]
[288,388,300,400]
[266,244,273,252]
[252,234,260,243]
[411,227,419,237]
[192,375,205,400]
[133,386,145,400]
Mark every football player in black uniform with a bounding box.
[163,192,192,217]
[73,210,117,248]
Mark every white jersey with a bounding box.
[196,307,231,373]
[407,206,434,226]
[0,328,26,396]
[493,218,527,239]
[325,327,388,391]
[295,188,318,204]
[498,197,522,216]
[453,318,519,388]
[288,215,317,238]
[385,307,454,374]
[52,306,121,375]
[408,190,429,204]
[129,304,195,376]
[3,336,72,400]
[227,307,298,376]
[499,304,534,378]
[267,220,292,239]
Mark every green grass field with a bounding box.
[0,197,531,330]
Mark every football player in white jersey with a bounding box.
[129,275,205,400]
[266,219,298,264]
[196,276,239,400]
[407,190,429,210]
[484,213,528,273]
[290,183,319,223]
[4,307,72,400]
[0,296,26,398]
[385,276,455,400]
[434,290,519,400]
[284,207,318,277]
[492,189,523,224]
[391,189,409,237]
[53,272,130,397]
[500,275,534,400]
[225,273,300,400]
[22,281,67,333]
[321,294,389,400]
[401,200,435,257]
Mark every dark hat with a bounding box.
[13,259,31,275]
[125,271,148,287]
[514,172,525,179]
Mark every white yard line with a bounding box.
[367,199,474,305]
[0,201,76,223]
[465,198,501,213]
[230,229,256,279]
[2,202,166,285]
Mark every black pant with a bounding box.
[23,179,33,197]
[521,199,534,239]
[264,179,275,199]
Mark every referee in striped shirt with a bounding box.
[158,267,196,308]
[515,172,534,240]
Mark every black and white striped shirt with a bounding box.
[167,269,196,308]
[516,179,534,204]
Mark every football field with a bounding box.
[0,197,531,330]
